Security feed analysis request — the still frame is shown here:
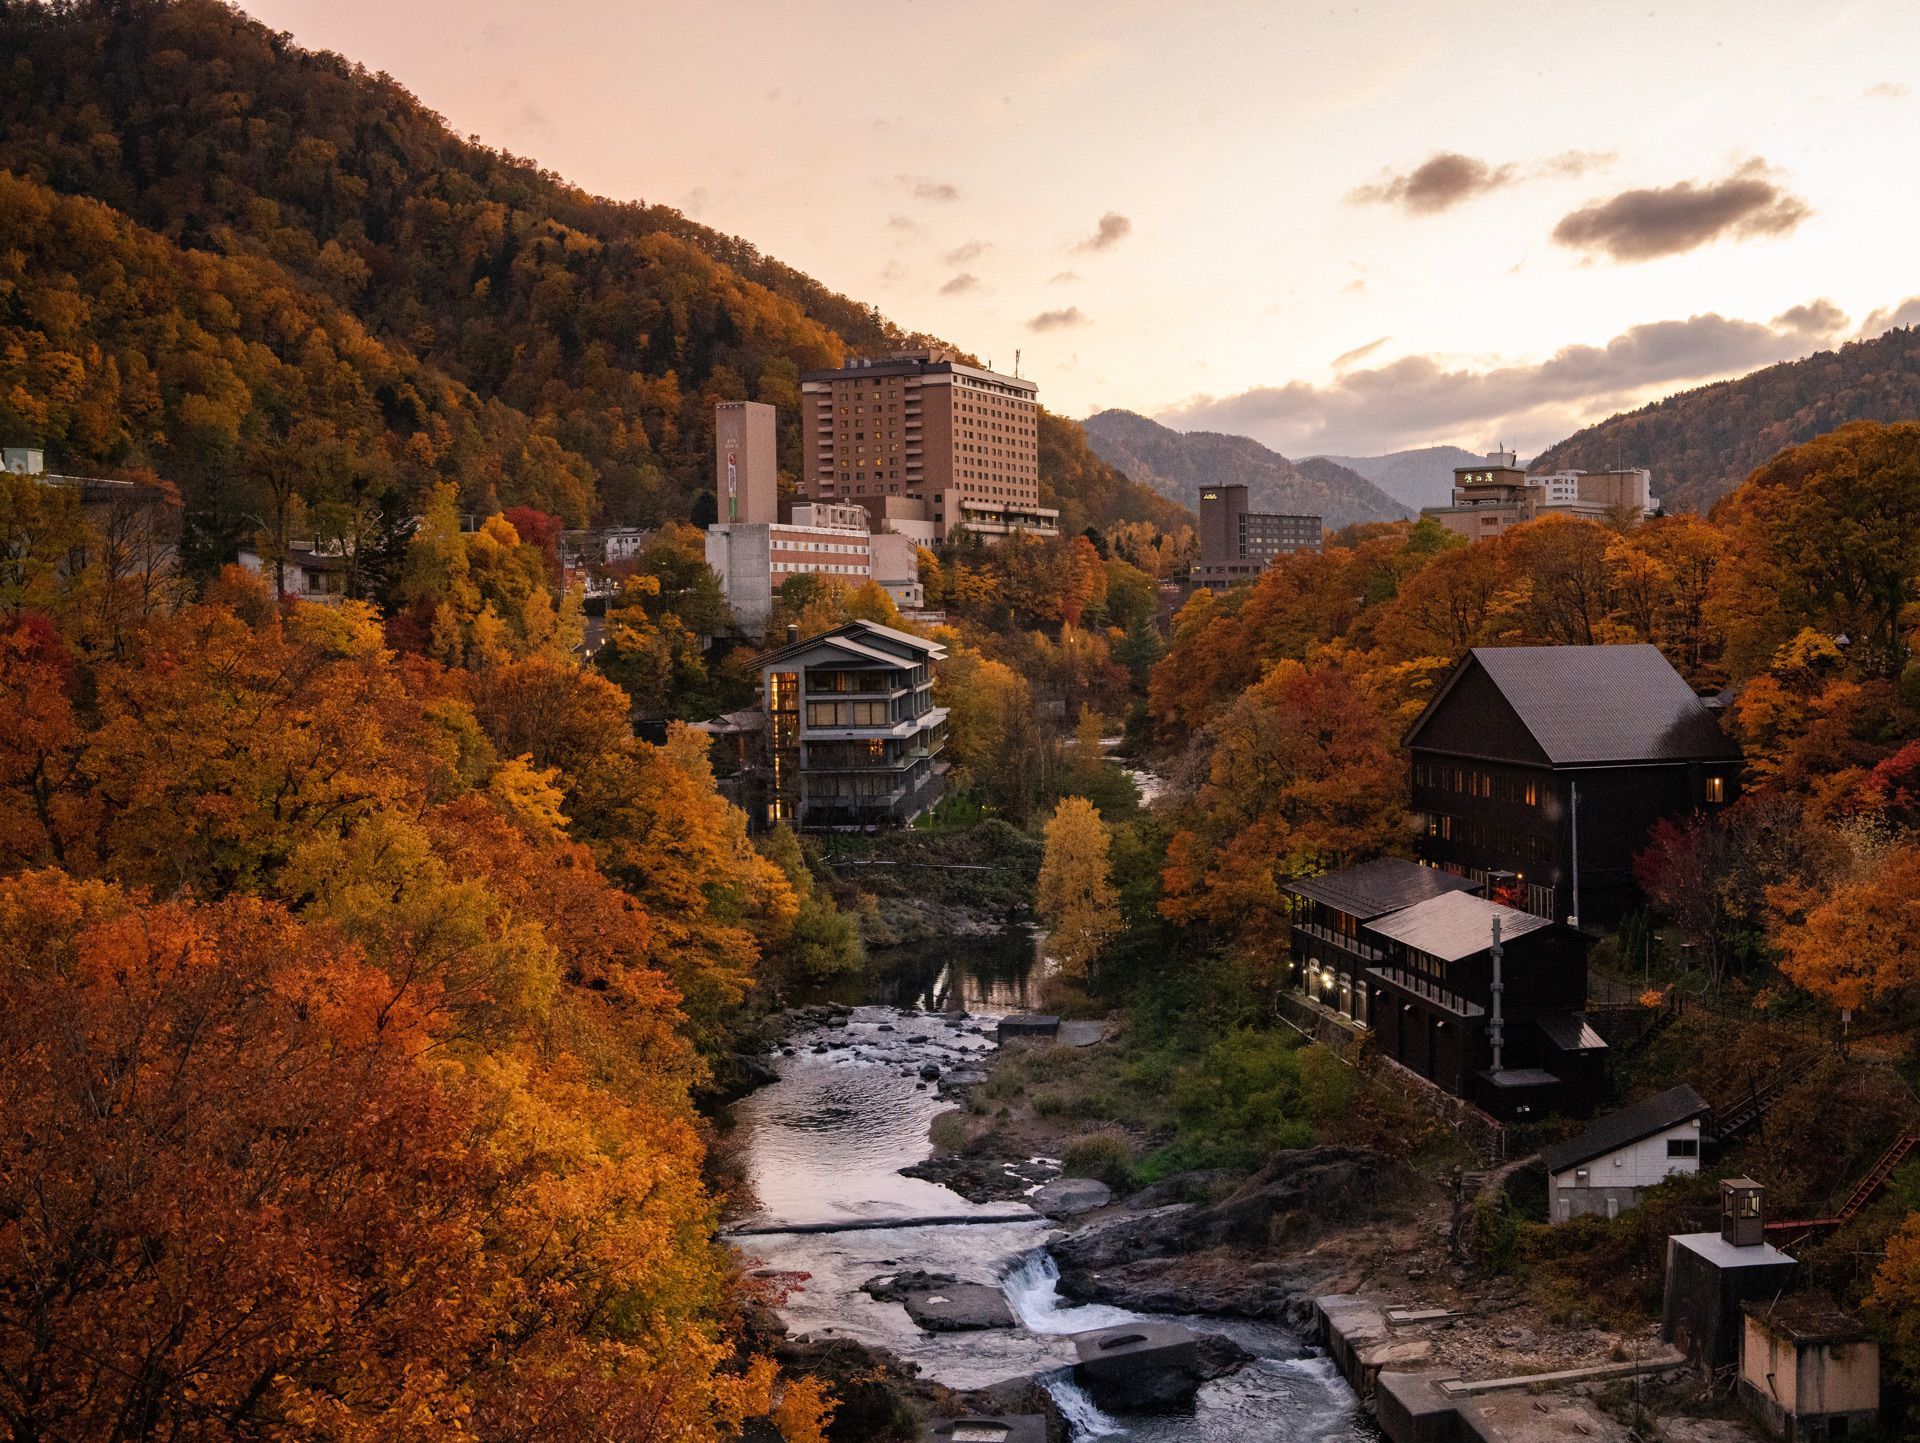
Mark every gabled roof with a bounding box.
[1362,889,1551,961]
[754,618,946,669]
[1406,644,1740,767]
[1287,858,1479,921]
[1539,1084,1711,1175]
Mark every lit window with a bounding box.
[1704,775,1726,804]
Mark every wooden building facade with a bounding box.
[1405,645,1742,927]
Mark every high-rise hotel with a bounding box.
[799,349,1059,542]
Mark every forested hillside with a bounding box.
[0,0,1172,540]
[1533,326,1920,513]
[1082,408,1409,527]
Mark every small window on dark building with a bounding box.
[1667,1138,1699,1158]
[1704,775,1726,804]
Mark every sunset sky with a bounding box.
[249,0,1920,459]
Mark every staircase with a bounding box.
[1706,1053,1819,1147]
[1764,1130,1920,1239]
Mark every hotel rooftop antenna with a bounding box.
[1015,348,1022,379]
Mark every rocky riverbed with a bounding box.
[721,970,1372,1443]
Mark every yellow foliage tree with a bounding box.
[1037,796,1120,979]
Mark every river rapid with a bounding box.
[725,934,1371,1441]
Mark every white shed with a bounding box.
[1542,1084,1711,1222]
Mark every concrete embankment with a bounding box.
[1313,1294,1687,1443]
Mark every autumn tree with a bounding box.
[1709,421,1920,680]
[1038,796,1121,979]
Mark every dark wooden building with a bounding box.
[1405,645,1741,927]
[1364,890,1602,1118]
[1287,860,1604,1118]
[1288,858,1479,1029]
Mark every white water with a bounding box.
[1001,1249,1137,1335]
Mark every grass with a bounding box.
[1062,1132,1137,1191]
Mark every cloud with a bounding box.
[1028,307,1088,332]
[939,272,981,295]
[1537,149,1618,178]
[1342,278,1367,294]
[1864,81,1911,100]
[1551,159,1811,263]
[1859,294,1920,337]
[1348,149,1621,216]
[1073,212,1132,252]
[879,260,910,285]
[1157,303,1849,457]
[1348,152,1517,214]
[897,175,960,201]
[1333,336,1391,369]
[944,239,990,265]
[887,214,919,237]
[1049,270,1081,285]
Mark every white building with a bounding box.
[1542,1084,1711,1221]
[707,502,877,641]
[237,543,350,604]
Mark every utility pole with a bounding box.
[1489,915,1505,1075]
[1569,781,1581,930]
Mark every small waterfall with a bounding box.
[1000,1249,1138,1335]
[1039,1368,1123,1439]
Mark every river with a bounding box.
[725,933,1370,1441]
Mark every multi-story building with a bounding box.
[704,401,925,639]
[1405,644,1742,926]
[1190,483,1320,589]
[799,350,1058,542]
[1285,857,1604,1118]
[1422,450,1659,540]
[706,500,876,641]
[716,400,779,524]
[753,619,949,829]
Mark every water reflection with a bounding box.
[804,927,1050,1016]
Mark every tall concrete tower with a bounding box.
[715,401,778,524]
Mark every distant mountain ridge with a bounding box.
[1080,410,1410,529]
[1531,326,1920,514]
[1311,446,1489,512]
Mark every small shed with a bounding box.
[1663,1179,1797,1372]
[1738,1297,1879,1441]
[1541,1084,1711,1221]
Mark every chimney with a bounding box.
[786,623,800,645]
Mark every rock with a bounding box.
[862,1270,960,1302]
[877,1023,896,1032]
[936,1069,989,1095]
[906,1034,931,1044]
[1071,1322,1247,1412]
[1031,1178,1112,1218]
[996,1014,1060,1043]
[901,1284,1017,1332]
[922,1415,1048,1443]
[919,1063,942,1081]
[1124,1171,1222,1211]
[826,1015,850,1030]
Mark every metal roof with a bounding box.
[754,618,946,669]
[1287,858,1479,921]
[1536,1013,1609,1052]
[1410,644,1741,767]
[1539,1084,1711,1175]
[1362,889,1551,961]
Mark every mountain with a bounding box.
[0,0,1173,538]
[1531,327,1920,514]
[1080,410,1410,528]
[1311,446,1487,512]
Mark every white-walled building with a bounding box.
[702,402,922,640]
[1542,1084,1711,1221]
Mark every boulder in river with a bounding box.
[919,1063,942,1081]
[902,1284,1016,1332]
[1070,1322,1249,1412]
[1030,1178,1111,1217]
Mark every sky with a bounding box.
[247,0,1920,460]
